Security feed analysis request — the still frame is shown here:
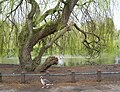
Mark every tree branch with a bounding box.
[0,0,4,4]
[8,0,23,14]
[27,0,40,19]
[61,0,79,25]
[74,23,101,57]
[32,0,79,43]
[32,22,74,64]
[44,22,74,48]
[36,1,61,24]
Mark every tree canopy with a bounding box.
[0,0,117,72]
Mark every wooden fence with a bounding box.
[0,70,120,83]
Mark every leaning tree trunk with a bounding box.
[35,56,58,72]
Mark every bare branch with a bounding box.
[8,0,23,14]
[74,23,87,39]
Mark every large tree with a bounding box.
[0,0,115,72]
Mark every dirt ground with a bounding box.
[0,64,120,92]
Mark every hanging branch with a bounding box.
[8,0,23,14]
[74,23,101,57]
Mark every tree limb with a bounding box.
[61,0,79,26]
[44,22,74,49]
[8,0,23,14]
[32,22,74,65]
[35,1,61,24]
[74,23,101,57]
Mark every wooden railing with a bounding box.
[0,70,120,83]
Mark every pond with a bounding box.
[0,53,118,66]
[0,57,19,64]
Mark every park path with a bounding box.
[0,84,120,92]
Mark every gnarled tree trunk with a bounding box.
[35,56,58,72]
[18,0,79,72]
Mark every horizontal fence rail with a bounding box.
[1,71,120,76]
[0,71,120,83]
[102,72,120,74]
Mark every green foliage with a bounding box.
[39,17,115,57]
[0,0,118,66]
[0,20,18,57]
[10,0,14,10]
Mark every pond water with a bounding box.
[0,57,19,64]
[0,54,118,66]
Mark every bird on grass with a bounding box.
[40,76,53,88]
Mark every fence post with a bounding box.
[71,71,76,83]
[97,69,101,82]
[46,71,50,79]
[0,73,2,82]
[21,72,25,83]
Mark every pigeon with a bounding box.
[40,76,53,88]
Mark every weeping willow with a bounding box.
[0,0,117,58]
[41,17,115,57]
[0,0,19,57]
[42,0,116,57]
